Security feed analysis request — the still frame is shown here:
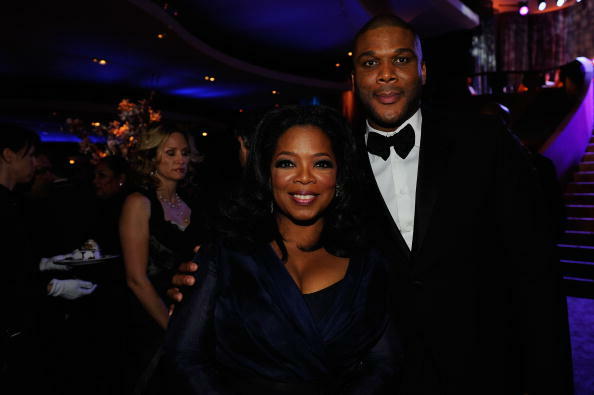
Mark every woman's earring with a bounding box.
[270,201,274,213]
[335,185,342,198]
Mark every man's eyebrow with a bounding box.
[356,48,417,60]
[356,50,376,60]
[394,48,416,56]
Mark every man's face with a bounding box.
[352,25,426,132]
[13,146,36,184]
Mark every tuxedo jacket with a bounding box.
[358,108,571,394]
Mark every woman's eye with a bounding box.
[314,160,334,169]
[166,150,175,156]
[274,159,294,168]
[182,150,190,157]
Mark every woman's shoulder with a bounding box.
[356,247,393,272]
[196,241,261,262]
[193,242,270,277]
[123,192,151,212]
[123,191,151,210]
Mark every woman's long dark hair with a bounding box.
[217,105,366,259]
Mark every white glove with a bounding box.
[39,255,72,272]
[47,279,97,300]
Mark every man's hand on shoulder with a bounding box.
[167,246,201,310]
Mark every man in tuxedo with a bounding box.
[350,15,571,394]
[169,14,571,394]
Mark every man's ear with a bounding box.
[421,61,427,86]
[1,147,15,163]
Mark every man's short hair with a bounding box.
[0,123,39,157]
[353,14,423,61]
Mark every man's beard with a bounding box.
[363,84,423,131]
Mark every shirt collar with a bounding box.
[365,107,422,148]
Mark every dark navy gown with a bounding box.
[164,244,401,394]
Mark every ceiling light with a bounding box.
[538,0,547,10]
[98,59,107,65]
[335,63,341,68]
[201,132,208,137]
[518,1,529,14]
[272,90,278,95]
[556,0,564,5]
[157,33,165,39]
[576,0,582,3]
[204,76,210,80]
[347,52,352,57]
[209,77,215,82]
[69,159,76,165]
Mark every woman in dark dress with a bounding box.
[165,106,400,394]
[120,125,203,394]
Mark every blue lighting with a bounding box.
[300,96,321,105]
[182,0,369,52]
[39,131,106,144]
[170,85,252,98]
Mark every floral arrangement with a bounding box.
[66,97,162,163]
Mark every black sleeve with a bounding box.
[163,246,228,395]
[496,126,572,393]
[341,317,402,395]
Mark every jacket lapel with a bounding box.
[411,110,451,254]
[356,132,411,258]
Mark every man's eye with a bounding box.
[274,159,294,168]
[362,60,377,67]
[394,56,410,64]
[314,160,334,169]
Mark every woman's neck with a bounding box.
[156,177,177,200]
[276,215,324,251]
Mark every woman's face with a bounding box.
[93,162,123,198]
[156,132,190,183]
[270,124,337,224]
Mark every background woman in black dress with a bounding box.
[120,125,203,394]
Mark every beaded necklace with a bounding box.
[158,192,190,227]
[158,192,181,209]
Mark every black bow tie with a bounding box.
[366,124,415,160]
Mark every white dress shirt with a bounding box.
[365,109,422,250]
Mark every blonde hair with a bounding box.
[129,125,198,190]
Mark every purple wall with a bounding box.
[540,58,594,180]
